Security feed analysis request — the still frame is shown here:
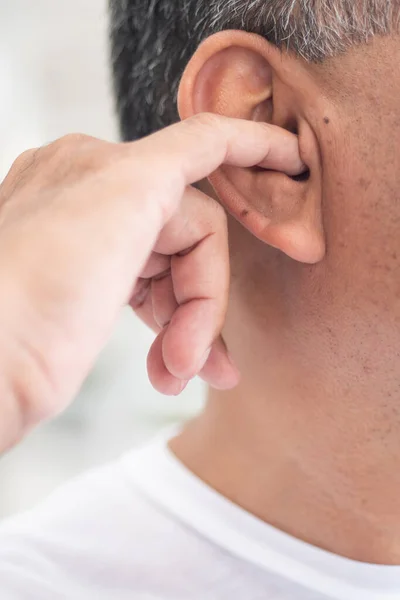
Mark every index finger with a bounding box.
[137,113,306,186]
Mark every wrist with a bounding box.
[0,274,51,453]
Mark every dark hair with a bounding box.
[109,0,397,141]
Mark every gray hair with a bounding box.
[109,0,398,140]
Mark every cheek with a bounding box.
[321,138,400,324]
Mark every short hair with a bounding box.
[109,0,398,141]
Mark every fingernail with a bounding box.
[198,347,212,372]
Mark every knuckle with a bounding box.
[3,148,41,194]
[16,148,37,164]
[45,134,113,178]
[45,135,81,163]
[10,148,39,173]
[56,132,90,148]
[48,133,91,161]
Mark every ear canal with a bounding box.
[178,30,326,265]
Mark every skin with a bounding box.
[2,30,399,567]
[171,33,400,564]
[0,115,304,452]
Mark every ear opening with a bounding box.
[291,169,311,183]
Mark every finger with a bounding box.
[200,336,240,390]
[140,252,170,279]
[130,278,151,310]
[130,279,161,334]
[136,186,229,380]
[163,234,229,380]
[137,114,306,190]
[147,329,188,396]
[131,252,172,332]
[145,186,230,380]
[154,186,225,256]
[151,271,178,329]
[148,333,240,395]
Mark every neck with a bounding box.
[171,376,400,565]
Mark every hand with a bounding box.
[0,114,304,451]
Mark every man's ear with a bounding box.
[178,31,325,264]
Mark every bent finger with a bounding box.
[136,114,306,192]
[147,329,188,396]
[199,336,240,390]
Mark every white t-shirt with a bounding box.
[0,432,399,600]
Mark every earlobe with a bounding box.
[178,31,326,264]
[210,164,325,264]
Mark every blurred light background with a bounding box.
[0,0,204,518]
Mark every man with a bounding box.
[0,0,399,598]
